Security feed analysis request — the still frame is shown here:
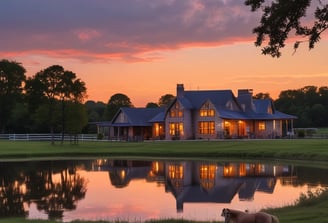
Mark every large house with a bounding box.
[97,84,296,140]
[165,84,296,140]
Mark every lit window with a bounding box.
[200,164,216,179]
[259,122,265,131]
[223,165,237,177]
[199,164,216,191]
[199,121,215,134]
[168,164,184,179]
[200,102,215,117]
[170,102,183,117]
[169,122,184,136]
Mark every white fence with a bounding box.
[0,133,97,141]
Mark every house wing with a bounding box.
[111,107,165,126]
[247,99,297,120]
[110,108,132,126]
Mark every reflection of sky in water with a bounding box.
[27,169,325,222]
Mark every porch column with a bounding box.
[285,120,288,135]
[97,124,100,134]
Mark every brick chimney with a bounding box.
[177,84,185,98]
[237,89,253,111]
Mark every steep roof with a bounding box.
[249,99,297,120]
[176,90,242,111]
[253,99,273,114]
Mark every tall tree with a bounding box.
[104,93,133,121]
[65,102,88,143]
[0,59,26,133]
[27,65,87,143]
[245,0,328,57]
[158,94,175,107]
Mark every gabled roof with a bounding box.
[253,99,273,114]
[247,99,297,120]
[149,110,166,123]
[111,107,165,126]
[181,90,241,110]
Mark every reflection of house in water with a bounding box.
[164,161,296,212]
[146,161,166,185]
[92,159,297,212]
[92,159,152,188]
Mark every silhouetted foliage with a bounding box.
[65,102,88,142]
[0,59,26,133]
[253,92,271,100]
[146,102,159,108]
[85,100,107,121]
[275,86,328,127]
[26,65,87,143]
[158,94,175,107]
[0,160,88,220]
[84,100,107,133]
[245,0,328,57]
[104,93,133,121]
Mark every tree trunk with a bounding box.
[61,98,65,144]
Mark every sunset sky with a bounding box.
[1,0,328,107]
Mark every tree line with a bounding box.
[274,86,328,127]
[0,59,88,143]
[0,59,175,137]
[1,59,328,137]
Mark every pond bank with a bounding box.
[1,190,328,223]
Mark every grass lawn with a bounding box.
[0,139,327,223]
[0,139,328,163]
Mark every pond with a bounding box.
[0,159,327,222]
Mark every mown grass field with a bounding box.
[1,139,328,162]
[0,139,327,223]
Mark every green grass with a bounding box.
[1,139,328,163]
[265,189,328,223]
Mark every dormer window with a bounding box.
[267,106,273,114]
[170,102,183,117]
[225,101,233,110]
[200,102,215,117]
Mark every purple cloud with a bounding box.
[0,0,260,62]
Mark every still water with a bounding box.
[0,159,327,222]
